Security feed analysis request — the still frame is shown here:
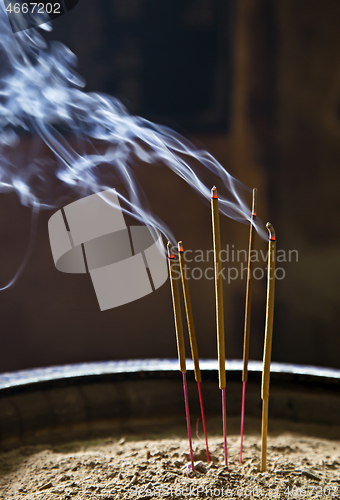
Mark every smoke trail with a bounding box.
[0,1,267,287]
[0,200,39,290]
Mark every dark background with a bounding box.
[1,0,340,372]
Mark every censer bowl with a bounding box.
[0,359,339,450]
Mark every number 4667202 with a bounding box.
[6,3,61,14]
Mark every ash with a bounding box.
[0,428,339,499]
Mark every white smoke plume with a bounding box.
[0,2,267,287]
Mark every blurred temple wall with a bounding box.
[0,0,340,372]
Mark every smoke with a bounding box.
[0,2,267,287]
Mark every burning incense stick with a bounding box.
[167,242,195,472]
[211,186,228,468]
[260,223,276,472]
[240,188,257,464]
[178,241,210,463]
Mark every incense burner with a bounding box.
[0,359,339,451]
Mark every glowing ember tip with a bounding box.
[266,223,276,241]
[167,241,175,259]
[252,188,257,216]
[211,186,218,199]
[178,241,184,253]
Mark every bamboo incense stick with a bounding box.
[260,223,276,472]
[240,188,257,463]
[211,186,228,468]
[167,242,195,472]
[178,240,210,463]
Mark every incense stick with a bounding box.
[167,242,195,472]
[260,223,276,472]
[240,188,257,463]
[178,241,210,463]
[211,186,228,468]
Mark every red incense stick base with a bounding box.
[197,381,210,463]
[182,372,195,471]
